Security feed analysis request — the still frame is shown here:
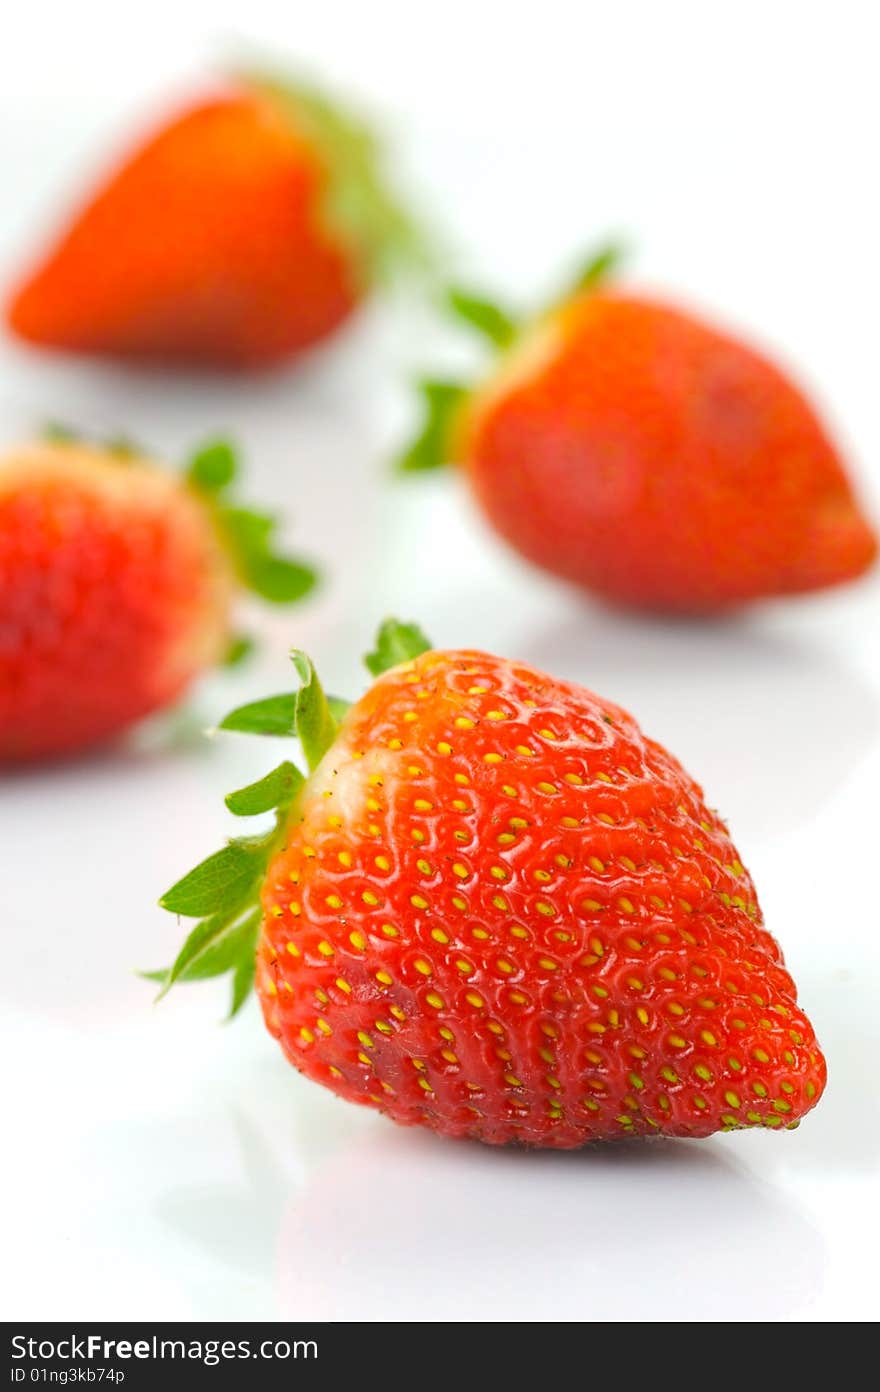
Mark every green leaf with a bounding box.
[159,843,261,917]
[42,423,143,459]
[222,633,255,668]
[228,954,257,1019]
[199,910,260,984]
[151,637,364,1020]
[365,618,432,676]
[291,651,339,771]
[225,761,304,816]
[570,241,625,295]
[104,434,143,460]
[244,556,318,605]
[240,69,427,286]
[155,905,259,1000]
[328,695,352,723]
[187,438,238,492]
[447,287,518,348]
[219,693,298,737]
[142,908,261,987]
[220,505,273,553]
[218,666,343,751]
[43,421,80,444]
[397,380,468,473]
[218,504,318,610]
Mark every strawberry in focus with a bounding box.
[401,251,876,611]
[155,620,826,1148]
[6,74,417,370]
[0,435,316,762]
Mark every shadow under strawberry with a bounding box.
[276,1123,826,1321]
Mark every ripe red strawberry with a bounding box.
[155,620,826,1148]
[6,74,417,370]
[401,251,877,611]
[0,434,316,762]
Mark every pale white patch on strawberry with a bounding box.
[466,313,565,428]
[300,733,397,833]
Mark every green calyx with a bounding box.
[396,381,470,474]
[395,240,625,474]
[445,289,518,349]
[41,427,317,614]
[146,618,431,1016]
[42,421,147,460]
[240,69,425,289]
[365,617,432,674]
[443,240,624,349]
[569,241,625,295]
[186,438,318,607]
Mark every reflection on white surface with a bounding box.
[277,1128,825,1322]
[784,972,880,1176]
[1,948,877,1321]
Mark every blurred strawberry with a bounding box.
[401,249,877,611]
[0,433,316,762]
[6,73,418,370]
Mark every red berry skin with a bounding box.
[0,443,233,762]
[461,294,877,612]
[6,91,359,370]
[258,649,825,1148]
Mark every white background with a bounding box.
[1,0,879,1322]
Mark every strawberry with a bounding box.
[154,619,826,1147]
[0,434,316,762]
[6,73,417,370]
[401,249,877,611]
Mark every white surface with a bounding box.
[2,0,879,1323]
